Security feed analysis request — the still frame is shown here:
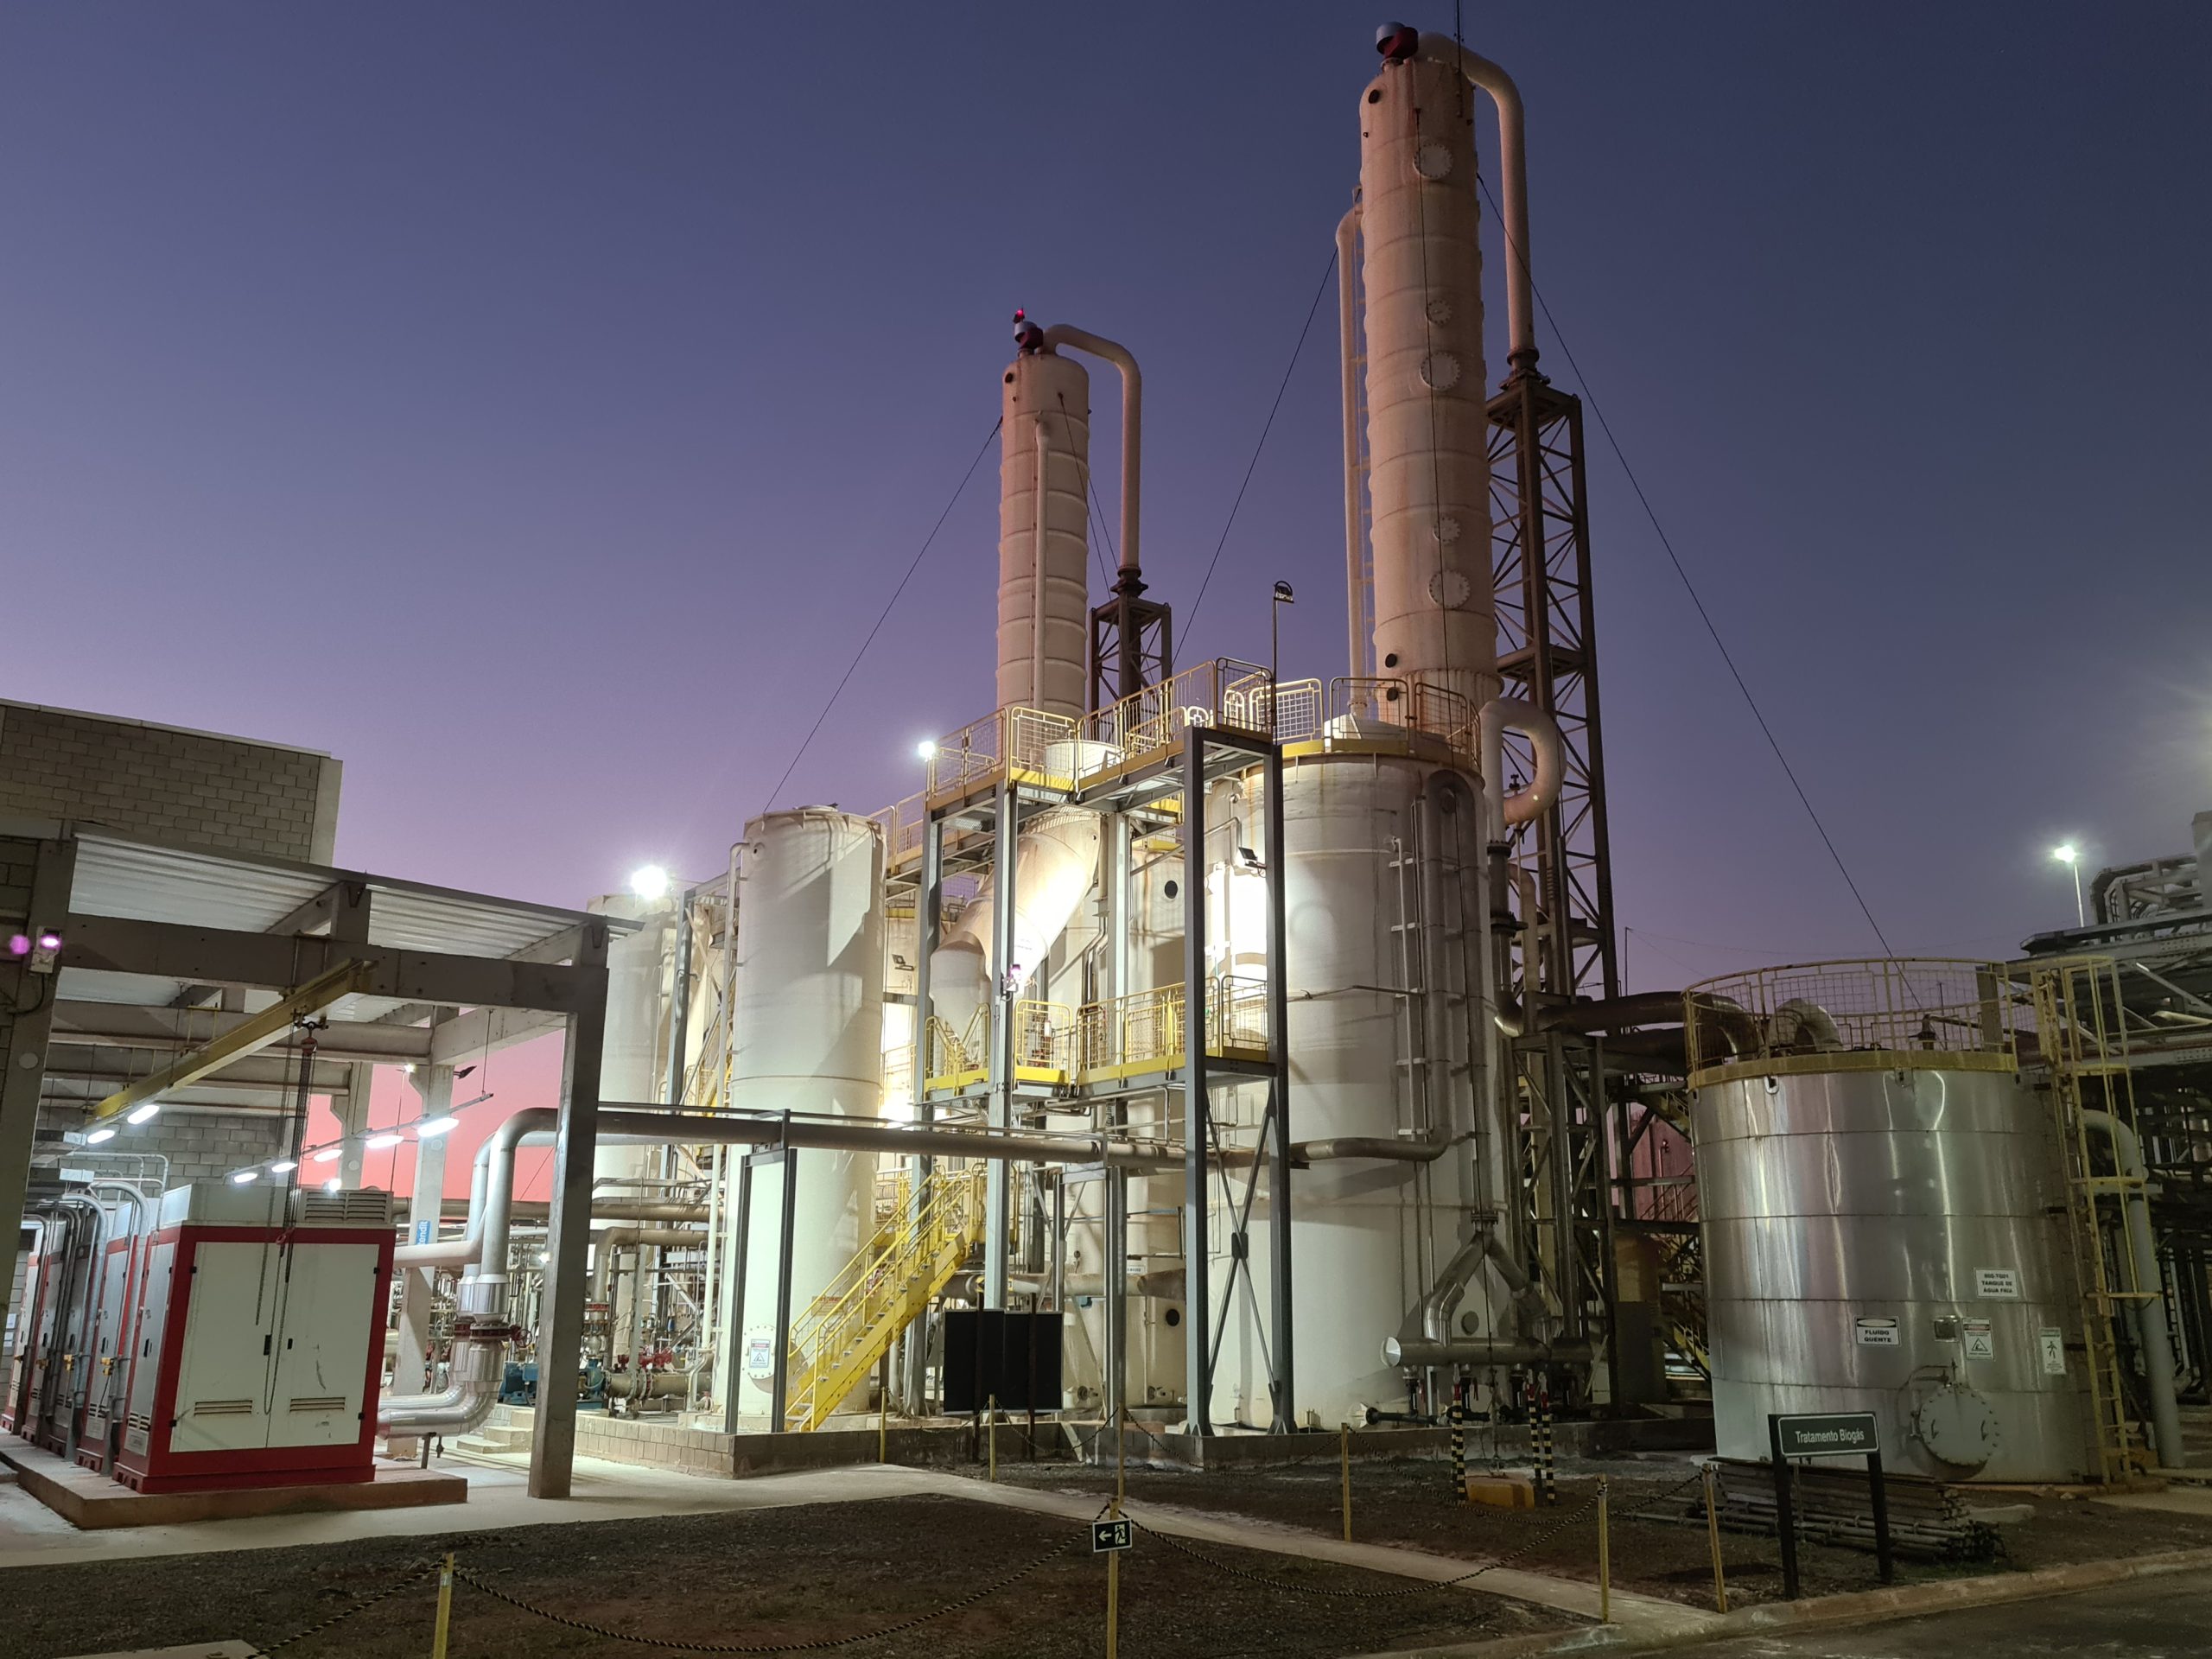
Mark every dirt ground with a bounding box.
[9,1494,1574,1659]
[995,1451,2212,1609]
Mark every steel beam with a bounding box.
[60,913,597,1014]
[83,957,372,1122]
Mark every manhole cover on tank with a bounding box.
[1914,1386,2001,1470]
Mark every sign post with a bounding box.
[1766,1412,1891,1599]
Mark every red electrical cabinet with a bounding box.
[113,1183,395,1493]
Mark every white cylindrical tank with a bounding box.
[591,893,674,1187]
[998,344,1092,720]
[731,808,886,1421]
[1210,752,1497,1427]
[1358,51,1497,712]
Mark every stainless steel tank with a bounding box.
[1688,963,2090,1482]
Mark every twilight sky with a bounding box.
[4,2,2209,1001]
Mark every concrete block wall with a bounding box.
[44,1105,297,1189]
[0,701,341,863]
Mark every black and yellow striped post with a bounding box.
[1448,1404,1466,1502]
[1534,1380,1556,1504]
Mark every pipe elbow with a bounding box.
[1478,698,1564,828]
[1039,323,1141,581]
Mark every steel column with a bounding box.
[1262,741,1294,1431]
[1181,734,1212,1433]
[985,782,1018,1310]
[527,922,611,1500]
[906,815,944,1409]
[394,1059,454,1395]
[0,836,76,1338]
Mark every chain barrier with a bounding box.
[446,1507,1103,1655]
[246,1560,442,1656]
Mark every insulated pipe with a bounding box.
[1383,1334,1593,1369]
[1295,1134,1451,1164]
[1041,324,1141,581]
[1407,31,1537,378]
[1033,415,1051,704]
[1478,698,1564,830]
[1336,203,1367,681]
[591,1225,706,1305]
[2081,1110,2187,1471]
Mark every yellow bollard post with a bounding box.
[1340,1423,1352,1541]
[1702,1465,1729,1612]
[988,1394,997,1483]
[1598,1478,1611,1624]
[1105,1491,1122,1659]
[431,1550,454,1659]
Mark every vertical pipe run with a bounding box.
[771,1141,798,1430]
[1336,206,1369,683]
[1032,418,1051,706]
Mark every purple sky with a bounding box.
[4,3,2208,995]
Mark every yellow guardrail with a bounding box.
[1076,976,1270,1081]
[1683,958,2016,1084]
[784,1164,988,1432]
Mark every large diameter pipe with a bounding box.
[1384,1335,1592,1369]
[1478,697,1564,830]
[1404,30,1537,379]
[2081,1110,2186,1471]
[1337,201,1369,683]
[1041,324,1141,581]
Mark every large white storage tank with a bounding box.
[1688,962,2092,1482]
[730,808,886,1422]
[1209,750,1499,1427]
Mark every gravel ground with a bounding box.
[995,1452,2212,1609]
[8,1495,1574,1659]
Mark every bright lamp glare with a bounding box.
[323,1177,342,1193]
[229,1169,257,1185]
[364,1132,403,1150]
[2052,843,2079,865]
[85,1128,117,1146]
[915,739,938,760]
[414,1116,458,1140]
[269,1160,298,1173]
[125,1103,160,1126]
[628,864,671,902]
[309,1147,342,1165]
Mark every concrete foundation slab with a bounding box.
[0,1443,464,1530]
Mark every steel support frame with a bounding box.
[1089,584,1173,711]
[1179,728,1294,1434]
[1486,377,1618,1005]
[1515,1028,1618,1402]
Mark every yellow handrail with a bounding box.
[783,1164,988,1432]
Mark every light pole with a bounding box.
[1270,581,1294,734]
[2052,843,2085,928]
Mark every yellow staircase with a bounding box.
[783,1164,988,1433]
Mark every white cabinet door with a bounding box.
[266,1241,378,1448]
[168,1242,283,1453]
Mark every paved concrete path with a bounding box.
[882,1466,1707,1637]
[1670,1571,2208,1657]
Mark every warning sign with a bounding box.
[1974,1268,2020,1299]
[1962,1319,1995,1361]
[2038,1328,2068,1376]
[1853,1318,1900,1347]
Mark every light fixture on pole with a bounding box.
[629,864,671,903]
[1270,581,1295,734]
[2051,843,2085,928]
